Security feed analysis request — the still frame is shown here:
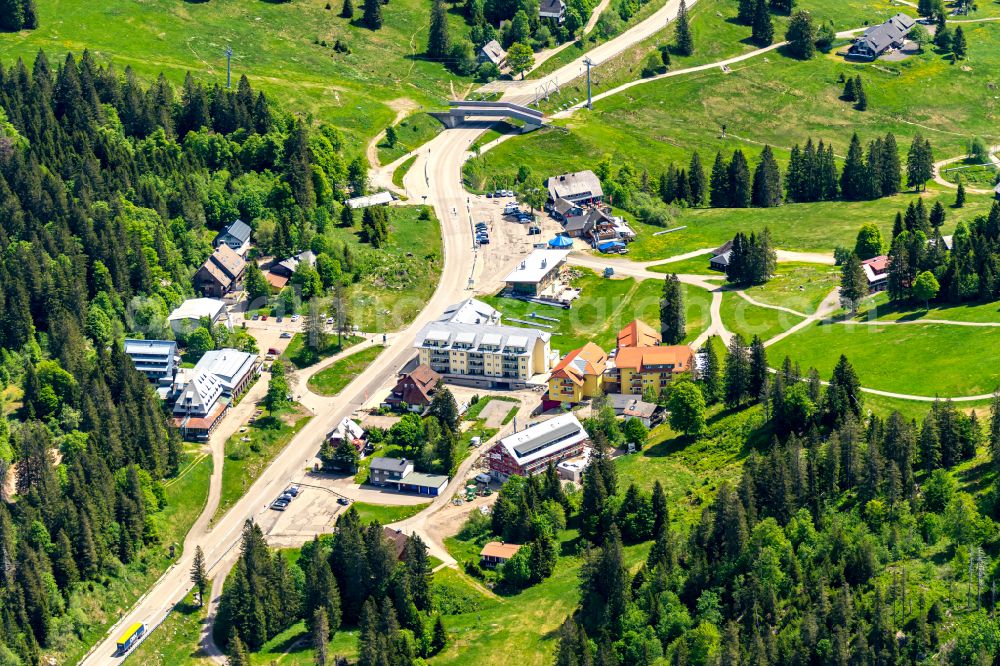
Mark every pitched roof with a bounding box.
[495,413,588,466]
[481,39,507,65]
[862,255,889,274]
[480,541,522,560]
[382,527,410,560]
[370,456,412,473]
[391,364,441,405]
[217,219,251,244]
[607,393,657,419]
[546,170,603,202]
[551,342,607,386]
[613,345,693,373]
[563,207,612,234]
[539,0,565,17]
[437,298,501,325]
[854,12,916,54]
[617,320,661,348]
[330,417,365,442]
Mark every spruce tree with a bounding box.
[700,336,722,404]
[674,0,694,56]
[723,334,751,408]
[839,253,869,314]
[727,149,752,208]
[955,179,966,207]
[709,151,729,207]
[737,0,755,24]
[879,132,901,196]
[428,0,452,59]
[842,76,858,102]
[363,0,383,29]
[840,133,868,201]
[825,355,863,424]
[688,151,706,206]
[313,608,330,666]
[751,0,774,45]
[952,26,967,59]
[0,0,24,31]
[659,273,686,345]
[342,0,355,18]
[855,85,868,111]
[930,200,946,229]
[785,10,816,59]
[191,545,208,607]
[906,134,933,191]
[751,145,782,207]
[748,335,769,402]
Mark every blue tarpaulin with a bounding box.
[548,235,573,248]
[598,241,626,252]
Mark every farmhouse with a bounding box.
[848,13,916,60]
[385,364,442,411]
[123,339,179,389]
[213,219,252,257]
[168,298,230,335]
[414,299,553,389]
[383,527,410,561]
[862,255,890,292]
[194,245,246,298]
[607,345,694,396]
[562,206,612,239]
[503,249,570,296]
[480,542,522,568]
[487,412,589,480]
[539,0,566,23]
[479,40,507,68]
[546,342,608,407]
[546,170,604,206]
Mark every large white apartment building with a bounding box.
[413,299,553,389]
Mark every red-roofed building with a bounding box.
[385,364,442,411]
[546,342,607,406]
[862,255,890,292]
[617,319,661,348]
[607,345,694,396]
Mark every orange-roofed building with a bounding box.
[480,541,523,568]
[547,342,607,405]
[617,319,661,348]
[608,345,694,396]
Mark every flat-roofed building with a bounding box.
[168,298,230,335]
[487,413,588,480]
[123,339,179,387]
[170,348,260,441]
[503,249,570,296]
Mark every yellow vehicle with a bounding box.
[116,622,146,654]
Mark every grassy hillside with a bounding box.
[0,0,473,149]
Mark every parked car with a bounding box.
[337,497,351,506]
[486,191,494,198]
[604,267,615,278]
[286,486,300,497]
[528,226,541,235]
[291,314,299,321]
[479,236,490,245]
[326,317,334,324]
[268,347,279,355]
[475,223,488,232]
[251,313,260,321]
[276,316,283,323]
[261,314,268,321]
[270,498,289,511]
[280,332,292,339]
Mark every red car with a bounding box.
[260,314,268,320]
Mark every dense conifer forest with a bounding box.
[0,49,352,663]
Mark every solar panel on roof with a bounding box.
[511,421,581,457]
